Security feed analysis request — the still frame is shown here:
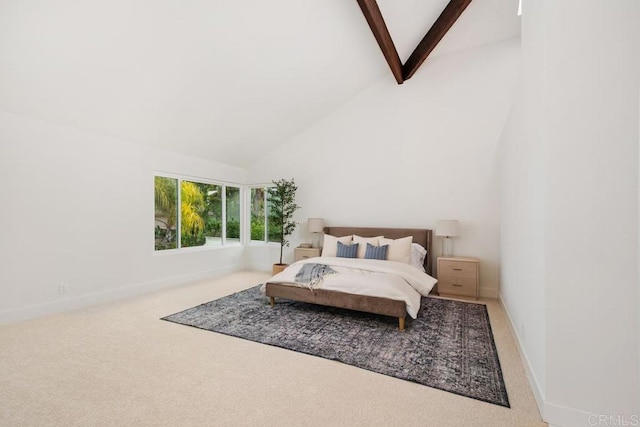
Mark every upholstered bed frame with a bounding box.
[265,227,433,331]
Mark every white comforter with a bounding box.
[267,257,438,319]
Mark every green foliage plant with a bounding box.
[180,181,206,247]
[250,216,265,241]
[267,178,300,265]
[154,176,178,250]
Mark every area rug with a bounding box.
[161,285,510,407]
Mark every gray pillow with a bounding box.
[336,241,359,258]
[365,243,388,260]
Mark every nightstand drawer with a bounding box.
[438,276,478,297]
[294,247,321,262]
[438,260,477,278]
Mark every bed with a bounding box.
[264,227,436,330]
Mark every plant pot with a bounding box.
[272,264,288,275]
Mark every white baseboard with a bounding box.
[0,264,242,324]
[544,402,593,427]
[498,294,594,427]
[498,294,546,417]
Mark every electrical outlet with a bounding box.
[58,284,69,295]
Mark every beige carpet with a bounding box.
[0,271,545,427]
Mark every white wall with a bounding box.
[246,39,520,298]
[497,0,547,406]
[0,110,246,322]
[500,1,640,425]
[543,1,639,423]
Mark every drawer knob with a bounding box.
[452,284,462,287]
[452,268,463,271]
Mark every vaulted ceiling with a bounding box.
[0,0,520,167]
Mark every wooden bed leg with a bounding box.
[269,296,275,307]
[399,317,405,331]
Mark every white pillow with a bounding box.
[352,235,383,259]
[378,236,413,265]
[321,234,353,257]
[411,243,427,272]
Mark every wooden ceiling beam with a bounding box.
[356,0,404,84]
[402,0,473,81]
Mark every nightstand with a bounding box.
[294,247,321,262]
[437,257,479,300]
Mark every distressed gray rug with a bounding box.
[161,285,509,407]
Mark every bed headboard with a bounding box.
[323,226,433,276]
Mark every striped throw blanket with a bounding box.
[294,263,337,289]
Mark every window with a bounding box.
[225,186,241,244]
[154,176,179,250]
[250,187,266,242]
[154,174,242,251]
[249,186,279,243]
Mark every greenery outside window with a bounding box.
[154,175,242,251]
[154,177,179,250]
[249,186,279,244]
[226,186,241,244]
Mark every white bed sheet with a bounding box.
[267,257,438,319]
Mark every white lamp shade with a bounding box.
[435,220,459,237]
[307,218,325,233]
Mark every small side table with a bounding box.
[294,247,321,262]
[437,257,479,300]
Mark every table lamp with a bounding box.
[307,218,325,248]
[435,220,459,257]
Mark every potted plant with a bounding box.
[268,178,300,275]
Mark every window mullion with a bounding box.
[177,178,182,249]
[263,188,268,243]
[239,186,244,244]
[222,185,227,245]
[243,187,249,245]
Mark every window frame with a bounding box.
[224,185,242,246]
[153,172,244,253]
[246,183,278,246]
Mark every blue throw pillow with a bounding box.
[336,241,359,258]
[364,243,388,260]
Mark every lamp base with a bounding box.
[441,237,455,257]
[311,233,321,249]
